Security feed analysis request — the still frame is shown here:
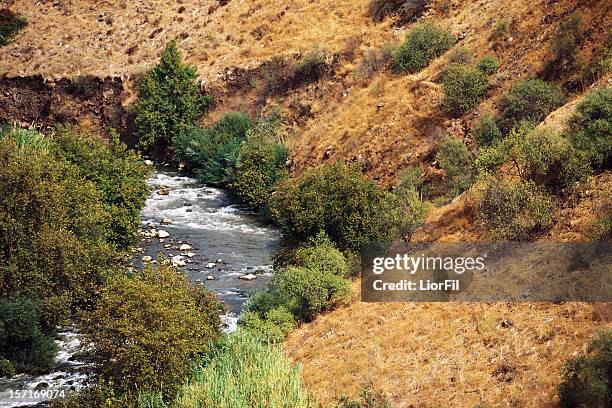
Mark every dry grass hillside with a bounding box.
[1,1,611,407]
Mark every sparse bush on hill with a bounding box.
[579,32,611,87]
[558,329,612,408]
[393,21,456,74]
[232,120,289,210]
[336,385,391,408]
[436,138,475,197]
[492,18,510,39]
[476,54,500,75]
[473,115,502,146]
[52,127,151,250]
[82,264,222,402]
[475,177,557,240]
[496,79,566,134]
[0,9,27,46]
[367,0,429,24]
[567,87,611,171]
[551,12,583,66]
[270,162,412,250]
[294,48,328,86]
[442,64,489,116]
[447,47,473,65]
[355,45,394,79]
[173,331,312,408]
[134,40,211,150]
[172,112,254,185]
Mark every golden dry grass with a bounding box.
[285,292,611,407]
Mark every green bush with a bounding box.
[173,331,312,408]
[232,120,288,209]
[52,127,151,249]
[336,385,391,408]
[294,232,349,277]
[551,12,583,65]
[0,297,58,374]
[567,87,611,170]
[173,112,254,185]
[134,40,211,150]
[579,33,611,86]
[81,264,222,401]
[446,47,473,65]
[436,138,475,196]
[294,48,328,86]
[476,54,500,75]
[0,9,27,46]
[475,177,557,240]
[0,131,114,328]
[240,307,297,344]
[442,64,489,115]
[558,329,611,408]
[496,79,566,134]
[473,114,502,146]
[270,162,409,250]
[393,21,456,74]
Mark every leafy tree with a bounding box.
[442,64,489,115]
[134,40,211,150]
[393,21,456,74]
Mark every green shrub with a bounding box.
[496,79,566,134]
[393,21,457,74]
[436,138,475,196]
[240,307,297,344]
[558,329,611,408]
[589,216,612,241]
[134,40,211,150]
[579,33,612,86]
[474,115,502,146]
[173,331,312,408]
[52,127,151,249]
[0,125,49,151]
[294,48,328,86]
[475,177,557,240]
[551,12,583,65]
[0,297,58,374]
[0,9,27,46]
[270,162,409,250]
[173,112,254,185]
[81,264,222,401]
[492,18,510,39]
[232,120,288,209]
[567,87,611,170]
[0,132,114,328]
[336,385,391,408]
[476,54,500,75]
[294,232,349,277]
[442,64,489,115]
[0,358,15,378]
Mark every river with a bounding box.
[0,169,280,407]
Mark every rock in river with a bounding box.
[158,230,170,238]
[239,274,257,281]
[179,243,192,251]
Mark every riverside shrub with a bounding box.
[442,64,489,115]
[81,264,222,401]
[134,40,211,150]
[52,127,151,249]
[558,329,611,408]
[232,120,289,210]
[0,132,114,328]
[270,162,409,250]
[567,87,611,170]
[172,112,254,185]
[496,79,566,134]
[393,21,456,74]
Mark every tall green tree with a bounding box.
[134,40,211,150]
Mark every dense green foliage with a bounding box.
[81,265,223,401]
[393,21,456,74]
[172,112,254,185]
[442,64,489,115]
[475,177,557,240]
[270,162,413,250]
[232,121,289,209]
[0,297,58,375]
[476,54,500,75]
[173,331,312,408]
[567,87,611,170]
[0,9,27,46]
[52,127,151,249]
[436,138,475,197]
[496,79,565,134]
[134,40,211,150]
[558,330,612,408]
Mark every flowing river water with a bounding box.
[0,169,280,407]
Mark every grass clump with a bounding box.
[558,329,612,408]
[567,87,611,171]
[336,385,391,408]
[81,264,223,402]
[496,79,566,134]
[393,21,456,74]
[173,331,312,408]
[442,64,489,116]
[134,40,211,150]
[0,9,27,46]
